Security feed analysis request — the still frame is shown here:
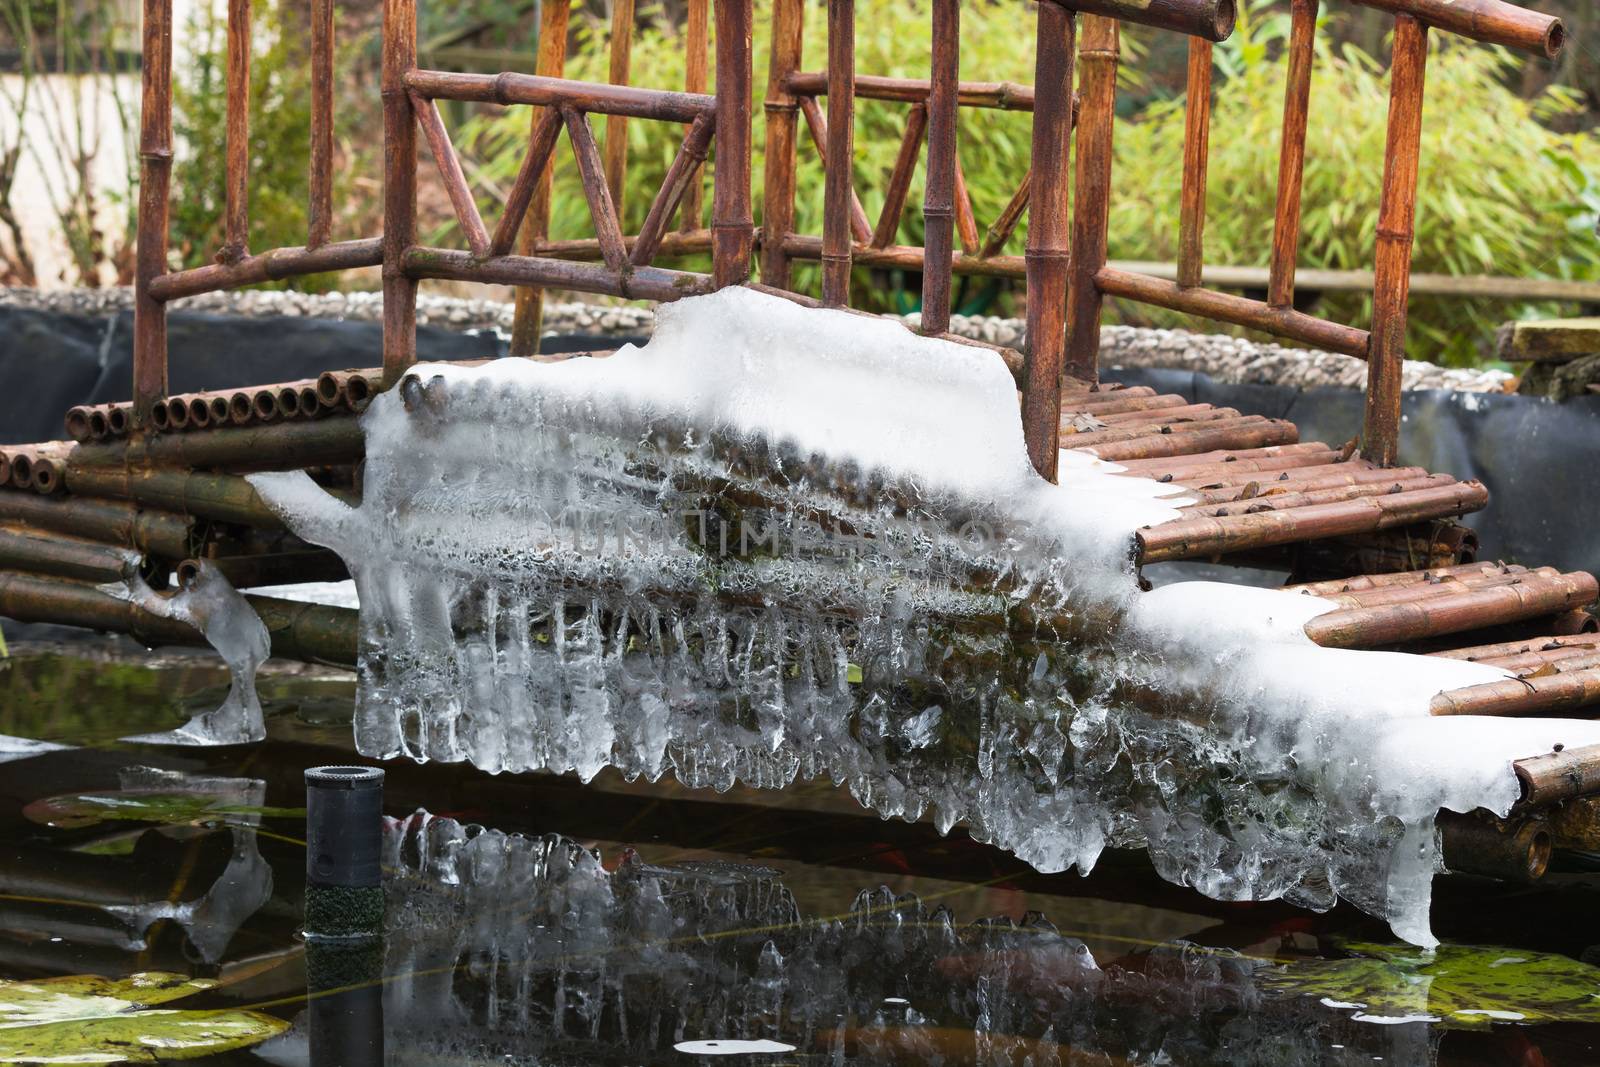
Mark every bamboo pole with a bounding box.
[221,0,251,264]
[980,167,1030,259]
[406,246,716,301]
[920,0,959,334]
[1063,15,1118,382]
[798,97,873,242]
[1362,14,1426,467]
[406,71,714,123]
[381,0,418,386]
[1267,0,1317,308]
[1048,0,1236,40]
[0,525,143,584]
[1432,668,1600,718]
[133,0,174,426]
[411,91,492,257]
[1305,570,1597,649]
[759,0,805,289]
[64,417,364,474]
[0,491,192,560]
[1516,745,1600,808]
[563,107,630,272]
[490,107,564,257]
[604,0,636,218]
[1083,419,1301,462]
[679,0,710,232]
[1022,0,1075,482]
[952,158,979,255]
[822,0,856,306]
[149,239,384,302]
[308,0,335,248]
[509,0,571,357]
[1437,812,1551,882]
[1176,37,1211,290]
[631,113,716,265]
[786,71,1035,110]
[712,0,754,287]
[871,104,928,249]
[1347,0,1561,56]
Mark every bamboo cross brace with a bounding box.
[953,156,980,256]
[798,95,873,243]
[409,90,492,257]
[981,167,1030,259]
[872,104,928,250]
[491,106,565,257]
[632,112,717,266]
[562,106,631,273]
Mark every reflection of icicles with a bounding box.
[381,815,1443,1067]
[111,562,271,746]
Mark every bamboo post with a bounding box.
[381,0,418,385]
[760,0,805,289]
[1176,37,1211,289]
[822,0,856,306]
[221,0,250,264]
[308,0,335,248]
[712,0,754,288]
[679,0,710,232]
[1022,0,1075,483]
[604,0,635,218]
[1267,0,1317,307]
[1062,15,1119,383]
[133,0,173,426]
[920,0,958,334]
[872,104,928,249]
[1362,13,1427,467]
[509,0,572,358]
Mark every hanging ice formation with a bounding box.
[251,287,1600,946]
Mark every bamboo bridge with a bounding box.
[2,0,1597,884]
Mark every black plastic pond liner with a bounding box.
[0,303,1593,574]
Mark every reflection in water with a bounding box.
[376,812,1439,1066]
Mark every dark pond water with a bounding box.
[3,641,1600,1065]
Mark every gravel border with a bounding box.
[2,286,1512,393]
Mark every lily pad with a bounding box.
[1261,940,1600,1029]
[22,790,302,831]
[0,971,288,1063]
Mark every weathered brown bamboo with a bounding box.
[1516,745,1600,807]
[1094,400,1228,425]
[563,107,630,273]
[1434,632,1600,663]
[1138,480,1487,563]
[1049,0,1236,40]
[797,96,873,243]
[980,168,1030,259]
[1178,464,1435,503]
[1178,473,1456,516]
[631,113,717,266]
[382,0,418,386]
[1433,668,1600,718]
[952,159,980,255]
[0,525,142,584]
[64,404,130,443]
[1176,37,1211,289]
[1362,13,1427,467]
[1096,266,1371,357]
[871,104,928,250]
[822,0,857,306]
[508,0,572,357]
[1348,0,1562,55]
[221,0,251,264]
[920,0,959,334]
[1063,15,1118,382]
[1304,570,1598,648]
[1267,0,1317,308]
[1438,811,1551,882]
[1486,644,1600,676]
[308,0,335,248]
[781,234,1024,278]
[680,0,710,233]
[759,0,806,290]
[133,0,174,425]
[411,91,492,257]
[490,107,564,259]
[1316,568,1557,610]
[147,239,384,302]
[64,416,364,474]
[0,491,192,559]
[786,72,1035,110]
[1289,559,1525,596]
[406,69,715,122]
[1064,413,1287,449]
[1022,0,1076,482]
[405,246,716,302]
[712,0,754,288]
[604,0,636,217]
[1085,420,1302,462]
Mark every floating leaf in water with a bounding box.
[0,971,288,1063]
[22,789,303,831]
[1261,940,1600,1029]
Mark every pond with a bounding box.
[2,640,1600,1065]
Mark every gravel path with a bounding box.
[3,287,1512,393]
